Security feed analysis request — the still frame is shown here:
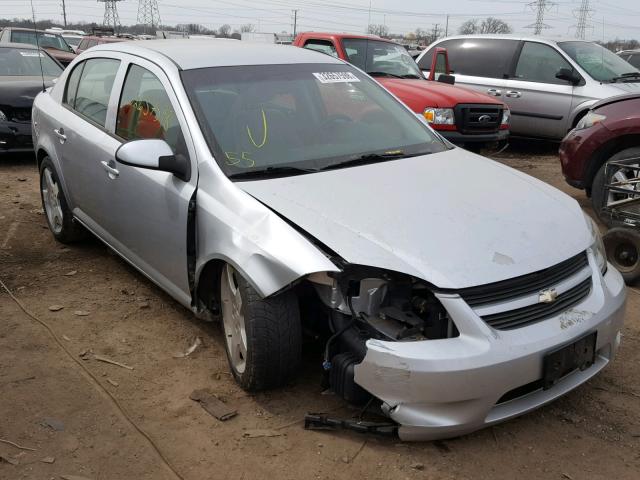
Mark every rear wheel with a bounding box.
[220,264,301,391]
[591,147,640,227]
[39,156,86,244]
[603,227,640,284]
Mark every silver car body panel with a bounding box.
[417,35,640,139]
[239,149,592,289]
[32,40,626,440]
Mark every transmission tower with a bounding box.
[526,0,554,35]
[574,0,593,39]
[98,0,122,30]
[138,0,162,32]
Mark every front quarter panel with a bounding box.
[195,162,340,298]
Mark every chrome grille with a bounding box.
[455,104,502,134]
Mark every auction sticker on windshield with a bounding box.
[313,72,360,83]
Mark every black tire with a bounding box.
[591,147,640,227]
[603,227,640,284]
[220,265,301,392]
[39,156,86,244]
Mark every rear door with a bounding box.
[504,41,575,138]
[418,38,520,100]
[55,57,122,232]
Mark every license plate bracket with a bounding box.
[543,332,597,390]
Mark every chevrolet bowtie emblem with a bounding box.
[539,288,558,303]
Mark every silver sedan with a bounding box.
[32,40,625,440]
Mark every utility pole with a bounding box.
[431,23,441,40]
[445,14,449,37]
[292,9,298,37]
[526,0,554,35]
[61,0,67,27]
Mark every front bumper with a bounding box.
[0,121,33,153]
[438,128,509,145]
[354,260,626,441]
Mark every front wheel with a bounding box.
[591,147,640,227]
[220,264,301,391]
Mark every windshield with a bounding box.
[182,63,447,178]
[342,39,424,79]
[559,41,639,82]
[10,30,72,52]
[63,36,82,46]
[0,47,62,77]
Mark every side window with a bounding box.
[628,53,640,69]
[303,40,338,58]
[419,39,520,79]
[78,39,88,50]
[88,39,99,48]
[515,42,573,84]
[73,58,120,126]
[64,61,84,107]
[116,64,186,156]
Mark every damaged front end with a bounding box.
[307,266,459,417]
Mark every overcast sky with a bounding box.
[4,0,639,41]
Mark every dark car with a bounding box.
[0,27,76,66]
[0,43,63,154]
[560,94,640,224]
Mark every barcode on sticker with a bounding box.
[313,72,360,84]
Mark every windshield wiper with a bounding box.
[610,72,640,82]
[367,71,403,79]
[320,151,423,171]
[400,73,423,79]
[227,165,317,180]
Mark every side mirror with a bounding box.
[116,139,191,182]
[556,67,581,85]
[437,74,456,85]
[428,48,451,81]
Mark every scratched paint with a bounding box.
[559,309,593,329]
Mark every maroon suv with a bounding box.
[560,94,640,223]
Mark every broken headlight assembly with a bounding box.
[585,213,607,274]
[307,267,458,404]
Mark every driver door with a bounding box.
[504,41,574,138]
[100,57,198,305]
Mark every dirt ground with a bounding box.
[1,141,639,480]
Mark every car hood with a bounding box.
[43,48,76,64]
[239,149,592,289]
[608,81,640,94]
[0,77,55,108]
[377,78,503,111]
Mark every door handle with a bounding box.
[53,128,66,143]
[487,88,502,96]
[101,160,119,178]
[506,90,522,98]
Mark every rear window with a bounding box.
[0,47,62,77]
[419,38,520,79]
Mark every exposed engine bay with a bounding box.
[307,266,458,405]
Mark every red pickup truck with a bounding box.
[293,33,510,148]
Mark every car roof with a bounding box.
[432,34,594,46]
[91,39,344,70]
[0,42,39,50]
[298,32,387,42]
